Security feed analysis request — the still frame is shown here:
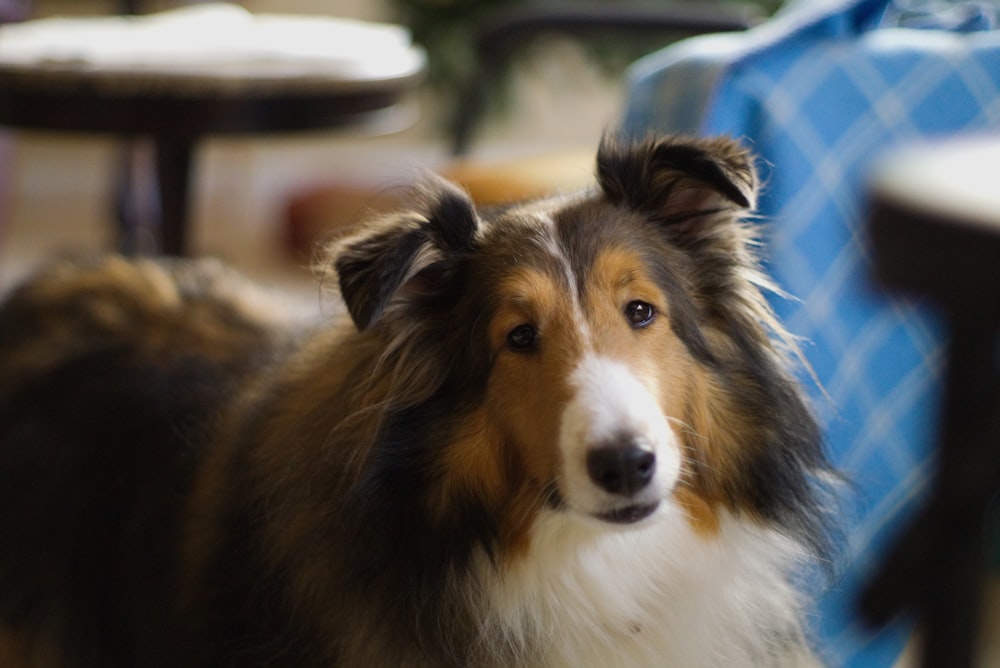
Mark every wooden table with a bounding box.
[0,6,425,255]
[864,135,1000,668]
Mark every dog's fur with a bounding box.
[0,134,831,667]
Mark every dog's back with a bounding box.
[0,257,291,667]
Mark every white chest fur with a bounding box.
[478,504,818,668]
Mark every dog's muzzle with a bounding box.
[560,356,679,525]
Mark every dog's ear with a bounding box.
[596,134,757,226]
[331,177,478,331]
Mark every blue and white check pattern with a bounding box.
[622,1,1000,665]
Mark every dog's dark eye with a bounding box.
[506,324,538,352]
[624,301,655,328]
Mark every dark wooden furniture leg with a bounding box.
[866,312,1000,667]
[925,313,1000,667]
[113,143,138,254]
[154,136,195,256]
[864,190,1000,668]
[114,135,160,256]
[113,139,158,255]
[112,136,196,256]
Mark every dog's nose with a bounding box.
[586,443,656,496]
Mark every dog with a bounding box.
[0,134,832,667]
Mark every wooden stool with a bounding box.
[0,5,425,256]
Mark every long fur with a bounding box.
[0,134,832,667]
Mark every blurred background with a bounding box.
[0,0,779,291]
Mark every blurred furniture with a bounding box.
[0,4,425,255]
[0,0,29,252]
[865,135,1000,668]
[620,0,1000,665]
[284,2,760,257]
[449,2,762,155]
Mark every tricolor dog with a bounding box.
[0,134,832,667]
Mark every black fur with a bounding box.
[335,180,479,331]
[596,133,756,216]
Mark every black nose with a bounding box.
[586,443,656,496]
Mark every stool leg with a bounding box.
[921,314,1000,667]
[113,138,160,256]
[863,310,1000,668]
[154,137,196,256]
[0,132,13,257]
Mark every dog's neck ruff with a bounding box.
[473,505,817,668]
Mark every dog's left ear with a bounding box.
[330,177,478,331]
[596,134,757,225]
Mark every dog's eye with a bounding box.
[624,301,655,328]
[506,324,538,352]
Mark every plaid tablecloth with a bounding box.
[622,1,1000,665]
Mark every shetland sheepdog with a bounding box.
[0,134,832,667]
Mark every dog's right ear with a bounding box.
[330,178,479,331]
[596,133,757,225]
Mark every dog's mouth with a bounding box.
[592,501,660,525]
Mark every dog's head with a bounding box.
[328,134,824,554]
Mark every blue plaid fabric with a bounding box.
[622,1,1000,665]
